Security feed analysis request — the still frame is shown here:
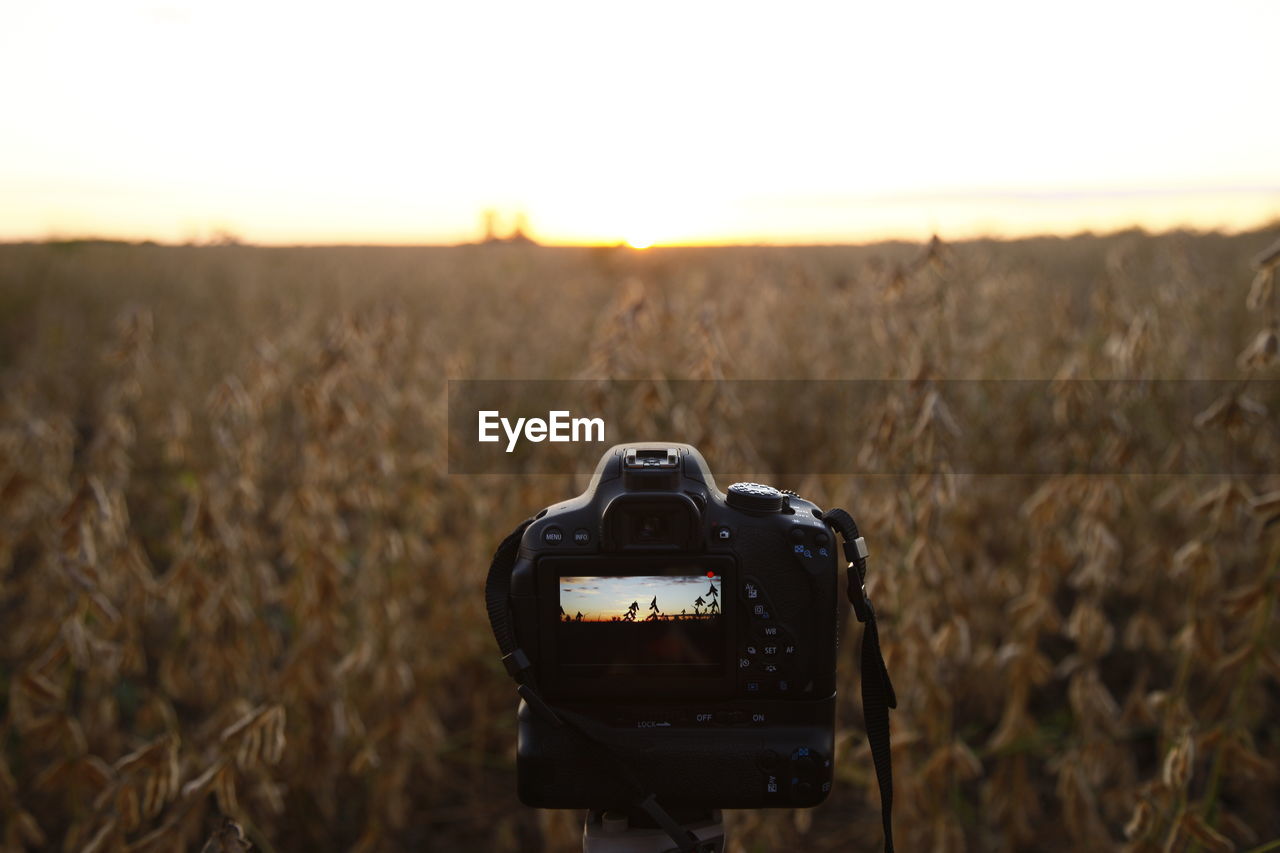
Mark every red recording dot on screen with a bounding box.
[706,571,716,578]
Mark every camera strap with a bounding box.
[822,507,897,853]
[486,509,897,853]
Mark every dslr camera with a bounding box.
[499,443,841,809]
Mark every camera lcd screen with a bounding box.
[557,572,723,669]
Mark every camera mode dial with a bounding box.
[727,482,784,513]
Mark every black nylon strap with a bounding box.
[823,508,896,853]
[860,609,896,852]
[485,517,533,663]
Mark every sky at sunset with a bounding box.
[2,1,1278,246]
[560,575,721,622]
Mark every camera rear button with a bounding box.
[542,526,565,544]
[572,528,591,545]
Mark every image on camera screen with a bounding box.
[557,573,723,669]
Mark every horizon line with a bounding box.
[4,217,1278,251]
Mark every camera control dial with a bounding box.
[726,482,784,513]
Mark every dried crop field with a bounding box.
[1,229,1278,852]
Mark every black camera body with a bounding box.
[509,443,839,809]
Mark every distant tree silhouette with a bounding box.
[479,209,538,245]
[511,212,533,244]
[694,595,705,615]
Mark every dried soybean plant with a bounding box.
[1,233,1278,852]
[1119,236,1280,853]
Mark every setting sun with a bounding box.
[625,236,654,249]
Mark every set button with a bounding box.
[754,624,798,658]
